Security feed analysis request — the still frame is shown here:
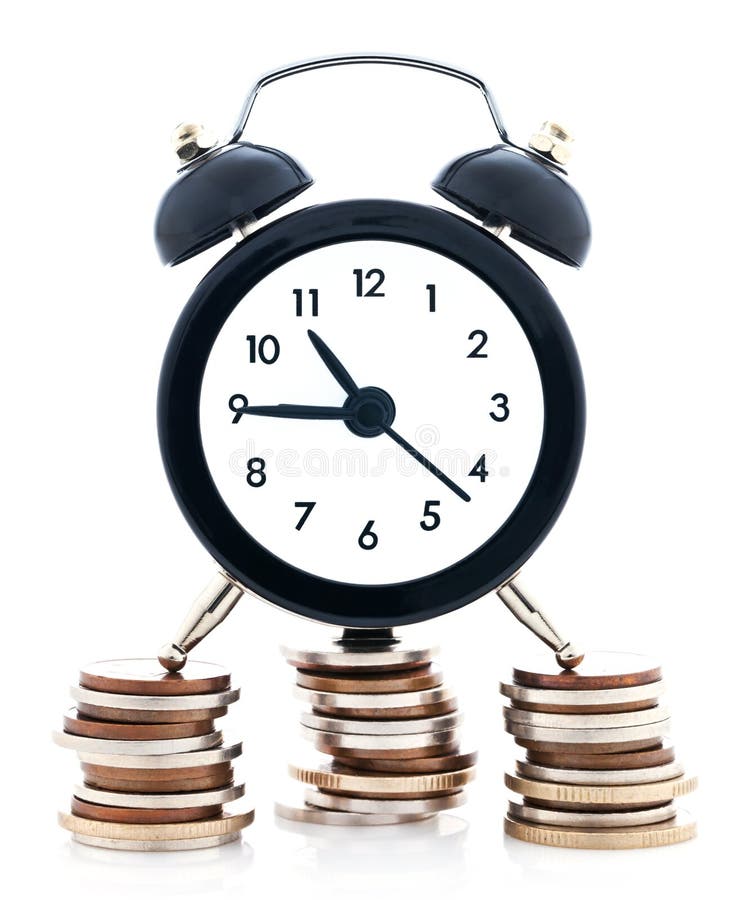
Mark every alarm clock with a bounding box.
[154,55,590,672]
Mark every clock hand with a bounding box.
[307,329,360,397]
[240,403,354,420]
[382,425,471,503]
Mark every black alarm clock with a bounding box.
[154,55,590,672]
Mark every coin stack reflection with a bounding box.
[501,651,697,849]
[53,659,254,850]
[276,635,477,824]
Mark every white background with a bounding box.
[2,1,735,896]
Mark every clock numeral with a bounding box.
[246,334,280,364]
[293,288,318,317]
[246,457,267,487]
[469,454,489,482]
[228,393,248,423]
[420,500,441,531]
[358,519,378,550]
[294,501,316,530]
[426,284,436,312]
[490,392,510,422]
[353,268,386,297]
[467,330,488,358]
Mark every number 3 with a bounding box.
[490,393,510,422]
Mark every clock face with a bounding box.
[199,239,544,586]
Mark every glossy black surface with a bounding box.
[433,145,591,267]
[154,142,312,266]
[158,199,585,627]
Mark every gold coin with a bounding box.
[512,652,662,691]
[289,762,475,795]
[504,772,697,806]
[79,660,231,696]
[504,809,696,849]
[333,747,479,774]
[58,809,254,841]
[296,664,444,694]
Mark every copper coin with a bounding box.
[79,659,231,696]
[526,741,676,770]
[296,664,443,694]
[511,698,658,714]
[84,774,234,793]
[71,797,222,824]
[313,700,458,720]
[333,747,479,774]
[81,761,233,783]
[64,709,214,741]
[518,797,674,813]
[515,737,665,754]
[318,740,460,761]
[513,651,661,691]
[76,702,227,724]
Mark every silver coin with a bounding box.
[301,725,458,751]
[53,731,223,756]
[72,832,242,851]
[500,681,665,707]
[504,720,671,744]
[71,686,240,711]
[300,711,463,735]
[73,782,245,809]
[508,800,677,828]
[515,759,686,785]
[76,741,242,769]
[306,788,467,815]
[275,798,432,826]
[295,686,454,710]
[281,643,438,671]
[503,705,670,730]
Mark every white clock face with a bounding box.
[200,240,544,585]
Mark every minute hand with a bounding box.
[382,425,471,503]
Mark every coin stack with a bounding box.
[53,659,254,851]
[501,651,697,849]
[275,634,477,825]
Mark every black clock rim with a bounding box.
[158,199,585,627]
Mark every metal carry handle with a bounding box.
[229,52,519,149]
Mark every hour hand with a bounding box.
[240,403,353,421]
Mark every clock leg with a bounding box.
[158,571,244,672]
[497,576,584,669]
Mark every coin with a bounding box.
[79,660,231,697]
[72,832,241,851]
[52,730,223,756]
[307,788,467,815]
[504,772,697,806]
[503,809,696,849]
[302,725,458,752]
[58,809,254,841]
[296,664,444,694]
[70,797,222,824]
[83,773,234,793]
[317,741,460,761]
[76,741,242,769]
[525,741,676,770]
[289,762,476,795]
[63,709,215,741]
[313,699,458,720]
[81,761,233,782]
[73,782,245,809]
[513,651,662,691]
[300,711,462,735]
[295,686,454,711]
[275,798,431,826]
[515,760,685,785]
[75,703,228,724]
[515,736,665,754]
[71,686,240,711]
[500,681,665,714]
[503,705,670,730]
[282,643,438,673]
[334,747,479,774]
[509,800,678,828]
[505,720,671,745]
